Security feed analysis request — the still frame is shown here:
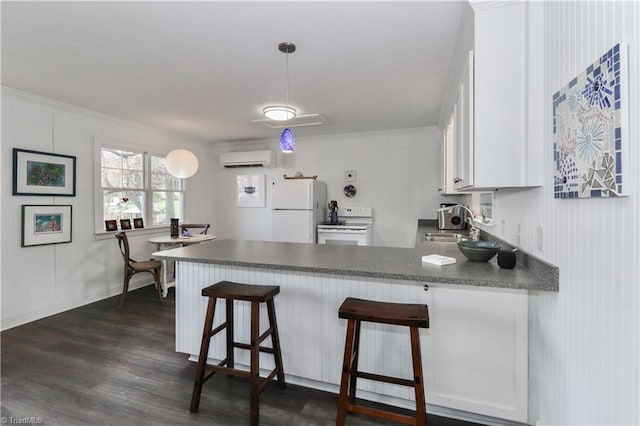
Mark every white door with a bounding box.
[272,210,314,243]
[272,179,313,210]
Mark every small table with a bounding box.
[149,234,216,297]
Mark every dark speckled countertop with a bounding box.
[154,235,559,292]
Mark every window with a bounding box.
[95,140,184,232]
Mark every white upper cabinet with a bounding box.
[454,51,474,190]
[439,104,457,194]
[448,1,543,191]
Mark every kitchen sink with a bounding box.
[424,232,470,243]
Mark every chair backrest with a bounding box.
[180,223,210,235]
[115,231,131,265]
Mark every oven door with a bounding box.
[317,228,370,246]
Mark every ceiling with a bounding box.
[1,1,471,144]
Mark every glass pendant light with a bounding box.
[280,128,295,153]
[277,42,296,153]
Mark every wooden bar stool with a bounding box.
[336,297,429,426]
[190,281,286,425]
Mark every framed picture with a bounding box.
[13,148,77,196]
[120,219,132,230]
[133,218,144,229]
[105,220,118,232]
[236,174,266,208]
[22,205,72,247]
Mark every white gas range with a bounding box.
[317,207,373,246]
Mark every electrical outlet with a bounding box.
[537,226,543,251]
[345,170,357,182]
[516,224,521,246]
[501,219,506,236]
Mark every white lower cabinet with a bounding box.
[426,285,528,423]
[176,263,528,423]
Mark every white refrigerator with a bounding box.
[271,178,327,243]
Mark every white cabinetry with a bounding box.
[454,51,474,190]
[426,285,528,422]
[446,2,542,191]
[176,263,528,423]
[439,105,457,194]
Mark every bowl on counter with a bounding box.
[457,240,502,262]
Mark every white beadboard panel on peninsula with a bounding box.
[175,262,529,423]
[1,88,215,330]
[486,2,640,425]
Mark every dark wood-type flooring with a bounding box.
[1,285,483,426]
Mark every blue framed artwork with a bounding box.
[552,43,628,199]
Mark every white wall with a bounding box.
[1,88,215,330]
[212,127,444,248]
[484,2,639,425]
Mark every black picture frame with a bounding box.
[120,219,132,230]
[22,205,73,247]
[105,220,118,232]
[133,218,144,229]
[13,148,77,196]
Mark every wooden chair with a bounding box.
[115,231,163,309]
[180,223,210,235]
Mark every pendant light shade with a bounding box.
[280,128,296,153]
[263,105,296,121]
[165,148,199,179]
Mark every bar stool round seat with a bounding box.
[190,281,285,426]
[336,297,429,426]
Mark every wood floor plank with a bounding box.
[1,286,482,426]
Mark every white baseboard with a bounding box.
[0,279,154,331]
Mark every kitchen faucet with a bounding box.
[447,205,479,241]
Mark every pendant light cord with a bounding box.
[285,52,290,119]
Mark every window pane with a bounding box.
[166,175,181,191]
[151,173,167,190]
[122,151,143,171]
[101,168,123,188]
[151,155,167,174]
[101,149,122,169]
[123,171,144,189]
[103,190,145,221]
[152,191,183,226]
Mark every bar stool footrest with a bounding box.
[356,371,417,387]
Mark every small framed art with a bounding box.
[120,219,132,230]
[236,174,266,208]
[13,148,77,196]
[105,220,118,232]
[22,205,72,247]
[133,218,144,229]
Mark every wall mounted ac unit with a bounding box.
[219,150,275,168]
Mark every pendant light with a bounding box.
[268,42,296,153]
[166,148,199,178]
[165,125,199,179]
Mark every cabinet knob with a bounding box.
[423,284,430,292]
[453,177,461,183]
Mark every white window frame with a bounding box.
[93,137,185,234]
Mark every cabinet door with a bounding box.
[473,3,526,188]
[425,285,528,423]
[454,51,474,190]
[440,112,456,194]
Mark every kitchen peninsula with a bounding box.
[154,239,558,424]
